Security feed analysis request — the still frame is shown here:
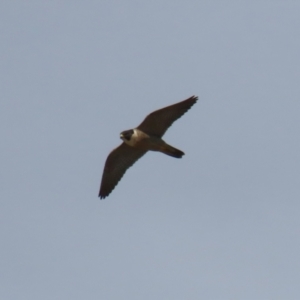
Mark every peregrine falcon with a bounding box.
[99,95,198,199]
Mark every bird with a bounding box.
[99,95,198,199]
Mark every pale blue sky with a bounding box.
[1,1,300,299]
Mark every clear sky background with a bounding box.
[1,1,300,299]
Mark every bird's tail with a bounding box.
[161,144,184,158]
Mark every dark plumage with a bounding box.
[137,96,198,137]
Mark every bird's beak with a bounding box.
[120,134,123,139]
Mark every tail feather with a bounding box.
[162,144,184,158]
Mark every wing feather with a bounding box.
[99,143,147,199]
[137,96,198,137]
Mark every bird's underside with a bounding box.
[99,95,198,199]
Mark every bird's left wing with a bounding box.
[99,143,147,199]
[137,95,198,137]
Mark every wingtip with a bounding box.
[99,193,107,200]
[184,95,198,104]
[99,190,113,199]
[183,95,198,110]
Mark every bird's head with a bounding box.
[120,129,134,141]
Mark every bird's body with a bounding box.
[121,129,184,157]
[99,95,198,199]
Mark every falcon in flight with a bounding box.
[99,95,198,199]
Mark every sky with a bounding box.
[1,1,300,299]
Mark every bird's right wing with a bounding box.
[99,143,147,199]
